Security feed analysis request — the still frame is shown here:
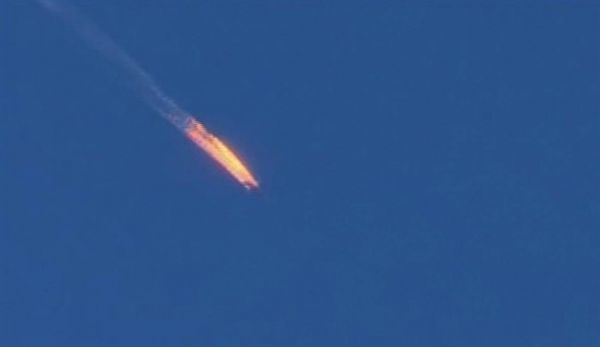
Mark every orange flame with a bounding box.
[184,118,259,190]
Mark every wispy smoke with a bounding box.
[36,0,187,129]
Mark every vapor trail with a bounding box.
[36,0,185,128]
[36,0,259,190]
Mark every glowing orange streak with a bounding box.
[184,118,259,190]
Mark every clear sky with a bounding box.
[1,1,599,346]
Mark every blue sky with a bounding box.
[1,1,599,346]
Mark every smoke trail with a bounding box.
[36,0,259,189]
[36,0,187,129]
